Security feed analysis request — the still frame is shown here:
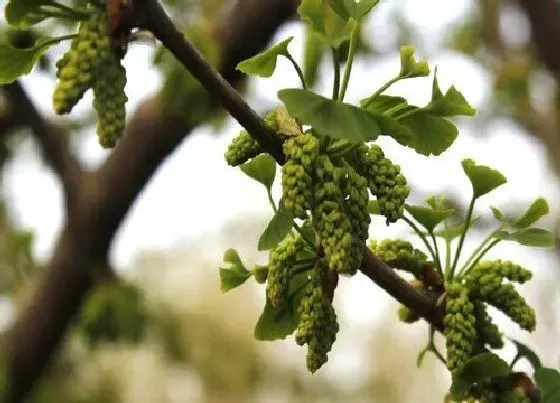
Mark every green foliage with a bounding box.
[236,37,293,77]
[535,367,560,402]
[258,203,294,251]
[297,0,355,49]
[425,73,476,117]
[495,227,555,248]
[399,45,430,78]
[450,353,510,401]
[78,281,149,347]
[461,158,507,199]
[240,154,277,190]
[219,249,251,292]
[0,35,67,84]
[278,89,386,143]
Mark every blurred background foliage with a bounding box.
[1,0,560,401]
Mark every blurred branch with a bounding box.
[135,0,444,328]
[518,0,560,74]
[3,0,297,402]
[1,82,83,213]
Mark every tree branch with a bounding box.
[1,82,83,213]
[3,1,297,401]
[135,0,444,329]
[518,0,560,74]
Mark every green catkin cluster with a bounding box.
[312,155,353,273]
[465,261,536,331]
[341,165,370,274]
[349,144,410,223]
[224,112,281,167]
[369,239,431,279]
[53,11,111,115]
[295,260,339,372]
[472,300,503,349]
[444,282,476,374]
[282,134,319,219]
[266,232,305,307]
[92,56,127,148]
[224,129,262,166]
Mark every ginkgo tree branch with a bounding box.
[134,0,444,329]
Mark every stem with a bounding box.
[458,231,497,277]
[39,34,78,49]
[283,52,307,89]
[430,233,443,278]
[449,197,476,280]
[266,189,277,213]
[403,216,438,264]
[338,25,359,101]
[463,239,500,278]
[362,77,400,108]
[331,47,340,100]
[443,220,451,273]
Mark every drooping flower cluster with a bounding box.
[53,8,128,147]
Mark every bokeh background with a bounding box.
[0,0,559,401]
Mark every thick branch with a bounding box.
[518,0,560,74]
[3,1,297,401]
[1,82,83,212]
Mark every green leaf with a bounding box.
[297,0,355,48]
[219,249,251,293]
[461,159,507,199]
[362,95,461,156]
[450,353,510,400]
[510,339,542,370]
[240,154,276,189]
[424,73,476,117]
[535,367,560,403]
[405,204,455,233]
[510,228,554,248]
[399,45,430,78]
[4,0,51,28]
[258,206,294,251]
[514,197,549,229]
[326,0,350,20]
[360,94,410,117]
[388,110,459,156]
[278,88,387,143]
[236,37,293,78]
[346,0,379,19]
[0,36,64,84]
[254,298,298,340]
[367,200,380,215]
[254,269,310,340]
[252,265,268,284]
